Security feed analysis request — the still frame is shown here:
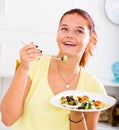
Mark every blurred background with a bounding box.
[0,0,119,130]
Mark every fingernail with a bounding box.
[40,50,42,53]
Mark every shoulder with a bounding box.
[80,67,107,95]
[28,54,51,79]
[30,54,51,68]
[80,67,96,80]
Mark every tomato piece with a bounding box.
[80,95,89,102]
[94,101,102,106]
[77,96,82,99]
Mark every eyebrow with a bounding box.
[60,24,84,30]
[77,26,84,30]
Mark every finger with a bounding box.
[25,42,40,49]
[25,48,42,55]
[24,44,36,51]
[26,52,43,59]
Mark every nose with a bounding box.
[66,32,74,38]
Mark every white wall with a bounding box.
[0,0,119,79]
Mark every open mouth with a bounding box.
[63,42,76,46]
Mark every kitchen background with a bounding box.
[0,0,119,130]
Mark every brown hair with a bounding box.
[59,8,97,67]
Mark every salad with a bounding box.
[60,95,108,110]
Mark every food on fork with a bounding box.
[52,55,68,61]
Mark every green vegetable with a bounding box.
[61,55,68,61]
[81,101,95,110]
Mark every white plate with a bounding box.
[50,90,116,112]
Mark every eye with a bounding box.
[60,27,68,31]
[76,29,83,34]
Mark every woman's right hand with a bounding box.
[20,42,42,70]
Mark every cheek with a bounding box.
[83,34,90,42]
[78,36,89,47]
[56,34,62,49]
[77,38,89,53]
[82,36,90,48]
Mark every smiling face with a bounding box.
[56,13,91,58]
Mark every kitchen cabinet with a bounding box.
[97,78,119,129]
[100,77,119,100]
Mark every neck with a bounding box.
[56,59,80,89]
[56,55,81,74]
